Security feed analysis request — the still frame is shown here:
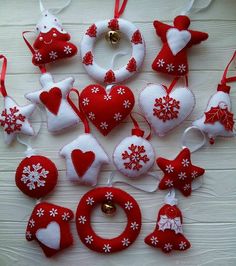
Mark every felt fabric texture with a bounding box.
[79,84,135,136]
[152,15,208,76]
[113,135,155,178]
[32,10,77,66]
[60,133,109,186]
[25,202,74,257]
[139,83,195,137]
[193,84,235,144]
[80,18,145,83]
[157,148,205,197]
[25,72,80,133]
[0,96,35,145]
[145,195,191,253]
[76,187,142,253]
[15,155,58,198]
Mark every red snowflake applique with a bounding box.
[153,95,180,122]
[122,144,150,171]
[108,19,119,31]
[0,107,25,134]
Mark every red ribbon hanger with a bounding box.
[130,112,152,140]
[221,50,236,85]
[114,0,128,18]
[165,76,188,94]
[0,55,8,97]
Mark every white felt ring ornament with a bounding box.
[80,18,145,84]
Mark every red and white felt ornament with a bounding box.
[191,51,236,144]
[113,113,155,178]
[145,190,191,253]
[26,202,74,257]
[79,84,135,136]
[76,186,142,253]
[80,0,145,84]
[139,77,195,137]
[60,89,109,186]
[24,0,77,66]
[0,55,36,145]
[152,15,208,76]
[156,147,205,197]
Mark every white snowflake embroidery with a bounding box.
[104,95,112,101]
[36,208,44,217]
[165,164,174,173]
[100,121,108,130]
[125,201,133,210]
[88,112,95,120]
[29,219,35,228]
[164,243,173,251]
[184,184,191,191]
[86,197,94,205]
[117,88,125,95]
[191,171,198,179]
[150,236,158,245]
[49,51,58,60]
[179,241,187,250]
[82,98,90,106]
[85,235,93,244]
[166,63,174,72]
[49,208,58,217]
[157,59,165,67]
[165,179,173,187]
[114,113,122,121]
[26,231,32,240]
[35,52,42,61]
[130,221,139,230]
[78,215,87,224]
[64,45,72,54]
[178,172,187,180]
[178,64,186,73]
[182,159,190,167]
[105,192,113,200]
[62,212,70,221]
[91,87,99,93]
[122,238,130,246]
[103,244,111,253]
[123,100,131,109]
[21,163,49,190]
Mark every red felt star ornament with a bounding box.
[157,148,205,196]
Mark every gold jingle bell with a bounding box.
[105,30,121,45]
[101,201,116,215]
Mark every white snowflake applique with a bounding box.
[165,179,173,187]
[50,208,58,217]
[184,184,191,191]
[166,63,174,72]
[78,215,87,224]
[178,64,186,73]
[114,113,122,121]
[103,244,111,253]
[182,159,190,167]
[157,59,165,67]
[29,219,35,228]
[150,236,158,245]
[100,121,108,130]
[125,201,133,210]
[64,45,72,54]
[85,235,93,244]
[179,241,187,250]
[82,98,90,106]
[121,238,130,247]
[117,88,125,95]
[62,212,70,221]
[165,164,174,173]
[91,87,99,93]
[104,95,112,101]
[26,231,32,240]
[86,197,94,205]
[164,243,173,251]
[35,52,42,61]
[130,221,139,230]
[88,112,95,120]
[36,208,44,217]
[178,172,187,180]
[123,100,131,109]
[49,51,58,60]
[21,163,49,190]
[105,192,113,200]
[191,171,198,179]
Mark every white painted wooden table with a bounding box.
[0,0,236,265]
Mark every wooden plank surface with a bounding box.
[0,0,236,265]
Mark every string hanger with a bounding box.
[220,50,236,86]
[114,0,128,18]
[39,0,72,14]
[181,0,213,16]
[130,112,152,140]
[0,55,8,98]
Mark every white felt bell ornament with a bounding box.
[184,51,236,145]
[113,113,155,178]
[0,55,36,145]
[60,89,109,186]
[139,76,195,137]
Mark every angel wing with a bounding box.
[187,29,208,47]
[153,20,173,43]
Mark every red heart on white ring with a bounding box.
[79,84,135,136]
[139,84,195,136]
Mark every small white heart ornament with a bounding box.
[166,28,191,55]
[139,84,195,136]
[36,222,61,250]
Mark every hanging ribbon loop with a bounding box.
[39,0,72,14]
[130,112,152,140]
[114,0,128,18]
[221,50,236,85]
[166,76,188,94]
[0,55,8,97]
[181,0,213,16]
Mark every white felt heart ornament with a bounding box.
[139,84,195,136]
[36,221,61,250]
[166,28,191,56]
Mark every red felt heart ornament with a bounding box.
[40,87,62,115]
[71,149,95,177]
[79,84,135,136]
